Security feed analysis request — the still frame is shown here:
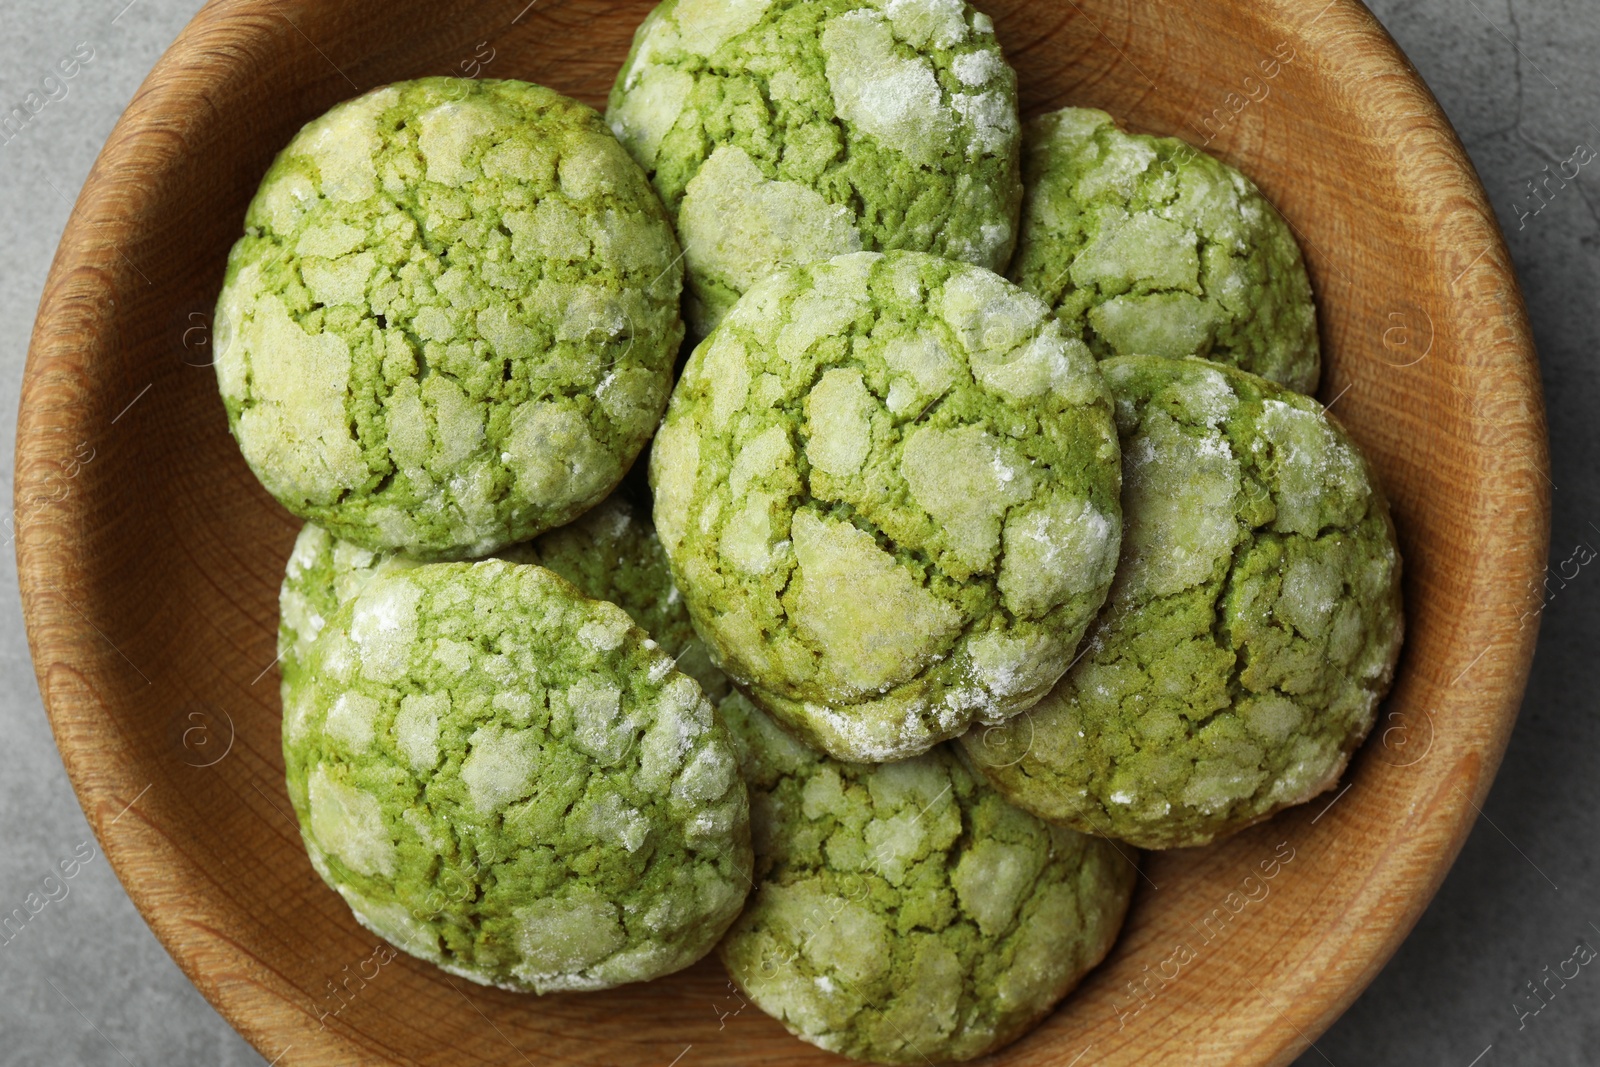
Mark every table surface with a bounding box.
[1,1,1593,1064]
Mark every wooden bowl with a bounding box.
[17,0,1549,1063]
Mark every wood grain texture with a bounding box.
[15,0,1549,1064]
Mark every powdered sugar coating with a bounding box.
[282,559,751,991]
[216,78,683,558]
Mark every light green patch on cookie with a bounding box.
[678,145,863,329]
[790,510,963,697]
[821,10,954,165]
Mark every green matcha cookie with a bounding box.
[282,560,752,991]
[718,693,1133,1064]
[1009,108,1320,393]
[651,251,1123,762]
[216,78,684,559]
[607,0,1022,335]
[963,357,1402,849]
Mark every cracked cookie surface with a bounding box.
[532,487,733,702]
[606,0,1022,335]
[281,559,751,992]
[963,357,1402,849]
[1010,108,1320,393]
[650,251,1122,762]
[279,488,727,704]
[717,693,1133,1064]
[216,78,683,559]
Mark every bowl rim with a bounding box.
[15,0,1551,1063]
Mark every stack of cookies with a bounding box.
[212,1,1403,1061]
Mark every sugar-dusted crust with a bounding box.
[282,559,751,992]
[607,0,1022,334]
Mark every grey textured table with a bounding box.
[0,1,1592,1064]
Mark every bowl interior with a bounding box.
[18,0,1548,1064]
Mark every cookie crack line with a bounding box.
[794,494,975,604]
[1209,534,1253,712]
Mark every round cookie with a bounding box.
[717,693,1134,1065]
[216,78,684,559]
[282,559,752,991]
[1009,107,1320,393]
[607,0,1022,335]
[650,251,1123,762]
[963,356,1403,850]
